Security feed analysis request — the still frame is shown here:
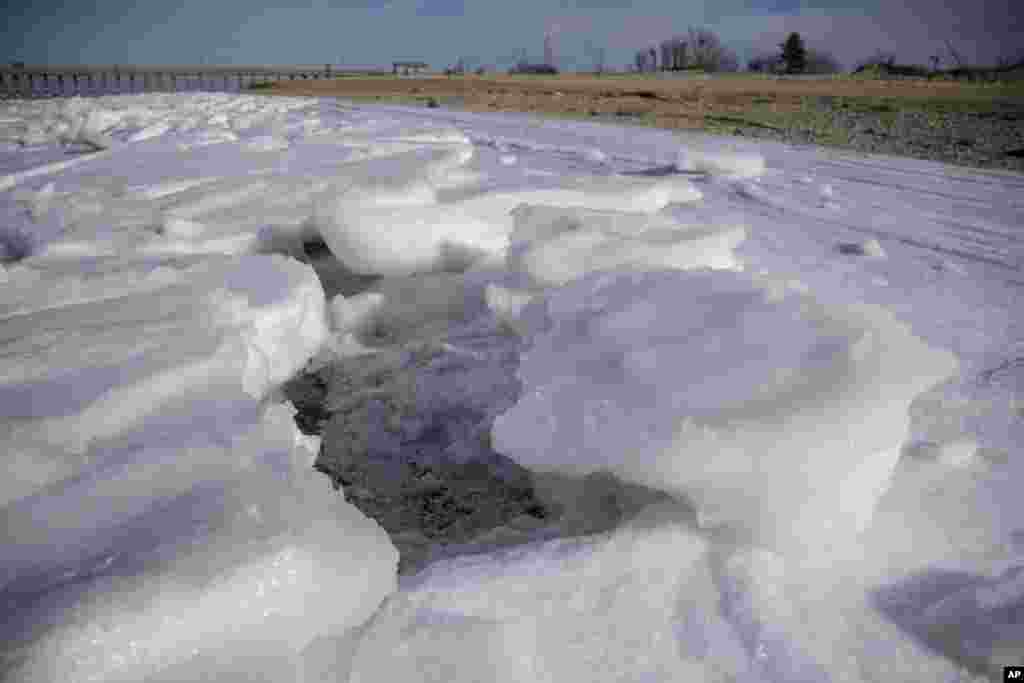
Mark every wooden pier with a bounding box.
[0,64,387,98]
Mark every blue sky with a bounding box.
[4,0,1020,72]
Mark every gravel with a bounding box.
[732,99,1024,174]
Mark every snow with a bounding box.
[1,91,1022,682]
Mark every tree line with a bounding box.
[633,27,741,74]
[461,28,1021,79]
[631,30,838,75]
[631,29,1022,78]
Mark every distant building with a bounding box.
[393,61,428,75]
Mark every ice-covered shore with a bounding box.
[2,91,1022,682]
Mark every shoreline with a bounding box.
[256,75,1024,175]
[3,77,1021,174]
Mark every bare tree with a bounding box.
[853,49,896,72]
[718,49,740,72]
[633,27,735,74]
[635,50,648,73]
[995,49,1024,70]
[687,27,716,69]
[659,37,688,70]
[803,48,842,74]
[684,26,738,72]
[943,40,965,68]
[747,51,782,73]
[672,38,687,70]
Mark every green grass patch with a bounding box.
[704,114,783,131]
[721,96,853,146]
[827,93,1023,119]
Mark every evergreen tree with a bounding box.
[779,32,808,74]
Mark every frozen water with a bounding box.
[675,147,766,178]
[0,253,327,504]
[310,172,704,277]
[347,501,719,683]
[1,90,1022,682]
[505,203,745,288]
[3,405,396,683]
[491,268,959,553]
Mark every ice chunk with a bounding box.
[716,546,979,682]
[315,139,474,205]
[348,500,722,683]
[506,204,746,288]
[937,439,980,467]
[362,124,472,149]
[902,438,981,468]
[313,149,468,210]
[176,128,239,150]
[329,291,387,336]
[245,134,290,152]
[2,404,398,683]
[24,181,57,221]
[312,200,508,277]
[485,283,537,335]
[129,176,221,200]
[160,179,272,220]
[423,144,475,186]
[128,122,172,143]
[0,151,113,193]
[159,216,206,238]
[492,269,958,554]
[554,174,704,209]
[56,108,115,149]
[75,110,118,150]
[312,174,708,278]
[0,254,328,504]
[676,148,766,178]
